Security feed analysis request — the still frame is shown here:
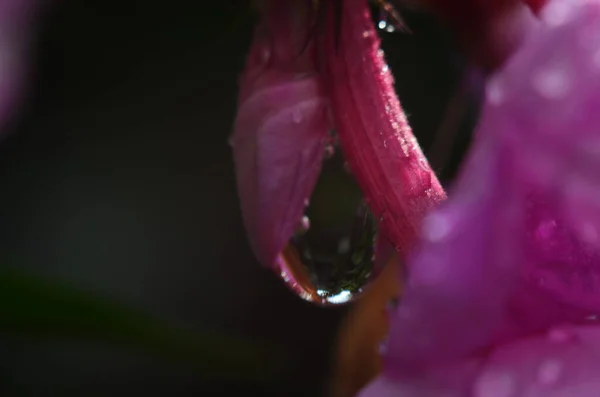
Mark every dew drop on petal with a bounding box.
[422,212,453,243]
[547,327,573,344]
[536,359,563,387]
[586,314,599,321]
[343,161,352,174]
[486,77,505,105]
[324,144,335,159]
[532,64,570,100]
[299,216,310,232]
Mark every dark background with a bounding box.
[0,1,477,396]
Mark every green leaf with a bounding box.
[0,266,279,382]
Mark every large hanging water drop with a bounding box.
[276,136,394,306]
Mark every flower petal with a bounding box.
[321,0,446,257]
[362,325,600,397]
[383,0,600,372]
[231,1,331,268]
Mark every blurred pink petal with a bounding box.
[367,0,600,395]
[364,325,600,397]
[230,1,331,267]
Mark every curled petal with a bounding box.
[232,76,330,268]
[231,1,332,268]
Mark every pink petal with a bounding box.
[493,0,600,322]
[362,325,600,397]
[383,133,524,369]
[321,0,446,257]
[472,324,600,396]
[231,1,331,268]
[383,0,600,372]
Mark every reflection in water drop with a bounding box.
[276,142,392,306]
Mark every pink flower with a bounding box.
[230,0,444,269]
[361,0,600,395]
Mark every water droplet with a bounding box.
[547,327,573,343]
[536,219,557,239]
[473,372,515,397]
[337,237,351,254]
[376,3,405,34]
[292,109,303,124]
[486,77,505,105]
[343,161,352,174]
[324,144,335,159]
[298,216,310,233]
[537,359,563,386]
[276,147,389,306]
[422,213,453,242]
[532,64,570,100]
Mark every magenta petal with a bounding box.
[494,0,600,321]
[471,325,600,396]
[383,0,600,372]
[359,360,482,397]
[231,76,329,268]
[363,325,600,397]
